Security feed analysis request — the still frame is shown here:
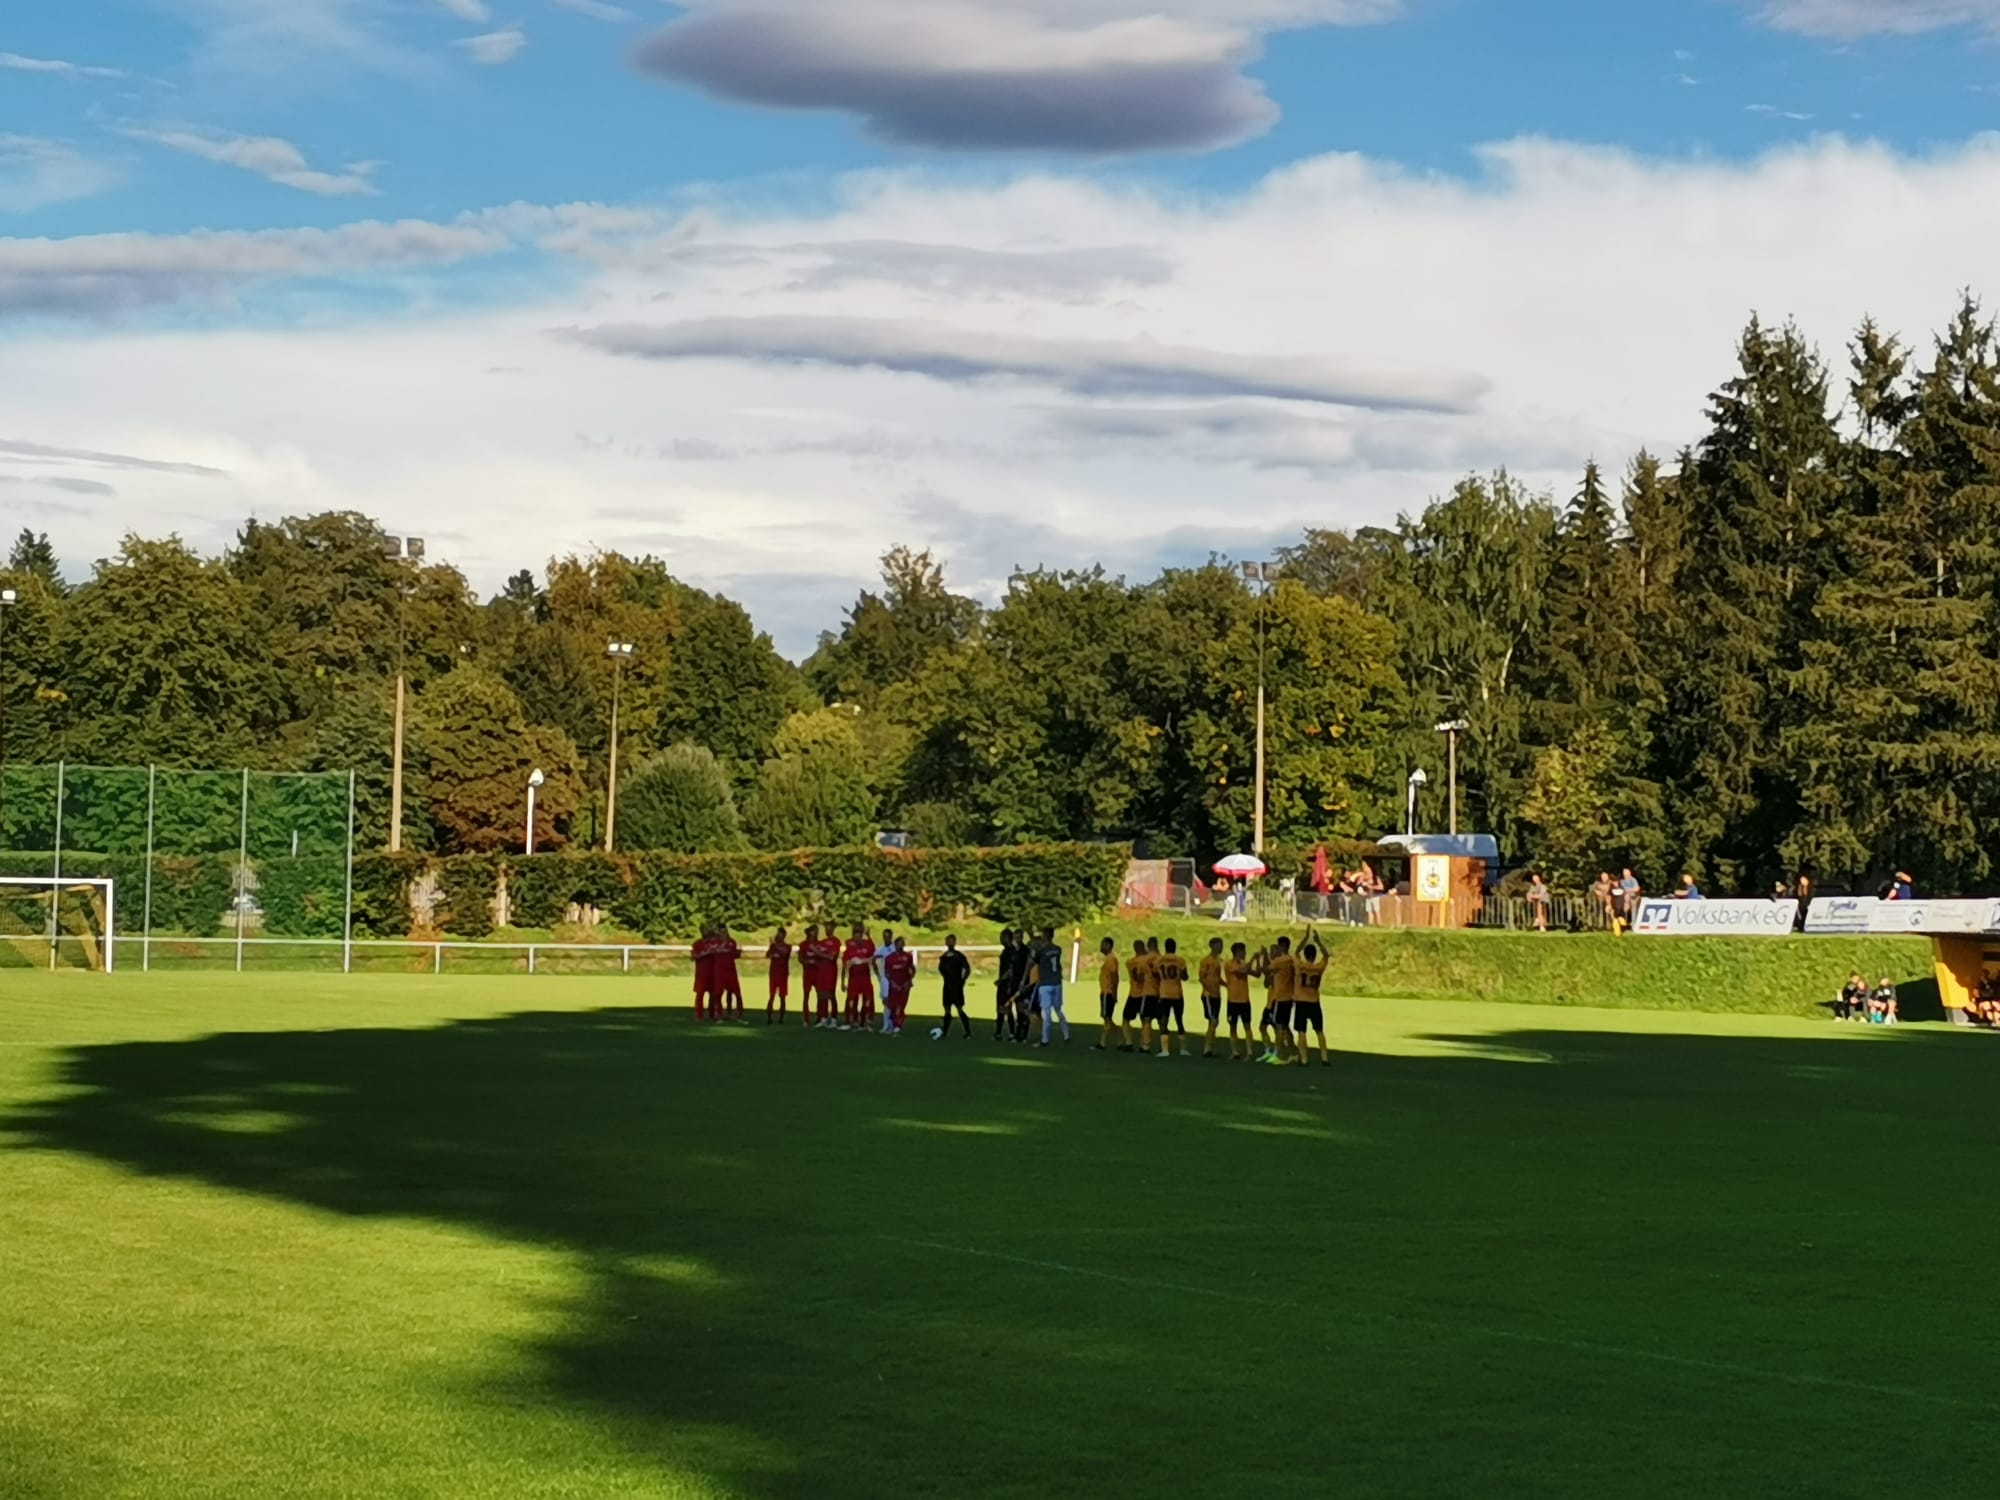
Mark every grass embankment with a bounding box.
[0,975,1991,1499]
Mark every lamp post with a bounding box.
[1406,767,1428,839]
[1240,560,1282,856]
[603,641,635,852]
[0,587,15,834]
[383,535,425,853]
[1434,719,1469,836]
[525,768,546,856]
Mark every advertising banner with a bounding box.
[1415,855,1450,903]
[1864,899,2000,936]
[1632,899,1795,937]
[1804,896,1878,935]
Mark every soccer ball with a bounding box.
[929,1027,944,1040]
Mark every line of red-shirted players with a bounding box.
[687,922,918,1033]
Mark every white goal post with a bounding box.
[0,876,117,973]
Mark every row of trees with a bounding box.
[6,296,2000,891]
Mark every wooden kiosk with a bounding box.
[1372,834,1497,929]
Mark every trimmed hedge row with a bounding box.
[1,844,1133,942]
[395,843,1132,940]
[0,851,235,937]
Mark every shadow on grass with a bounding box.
[5,1007,1996,1497]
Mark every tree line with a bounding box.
[5,296,2000,894]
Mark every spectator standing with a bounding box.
[1526,873,1551,932]
[1614,869,1642,933]
[1792,874,1814,932]
[1590,872,1615,929]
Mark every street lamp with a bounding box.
[1240,560,1282,855]
[525,768,546,856]
[382,534,425,854]
[603,641,635,852]
[1434,719,1469,837]
[0,588,15,833]
[1406,767,1429,839]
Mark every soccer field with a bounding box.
[1,975,1992,1499]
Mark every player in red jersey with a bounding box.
[804,925,838,1026]
[842,923,876,1030]
[884,936,916,1035]
[691,926,717,1022]
[765,927,793,1025]
[716,927,745,1022]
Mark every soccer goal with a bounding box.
[0,877,116,972]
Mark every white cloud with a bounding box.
[8,135,2000,651]
[437,0,492,18]
[122,126,379,196]
[1745,0,2000,36]
[458,28,528,64]
[0,137,120,214]
[633,0,1402,152]
[0,52,125,80]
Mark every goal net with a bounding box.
[0,878,116,972]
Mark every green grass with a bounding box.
[2,973,1994,1498]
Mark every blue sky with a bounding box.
[8,2,1997,239]
[5,0,2000,651]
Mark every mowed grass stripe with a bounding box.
[1,974,1992,1498]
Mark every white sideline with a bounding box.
[881,1234,1998,1415]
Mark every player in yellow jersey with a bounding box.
[1093,936,1121,1051]
[1121,938,1152,1052]
[1262,935,1298,1065]
[1198,936,1225,1058]
[1149,938,1188,1058]
[1293,937,1330,1067]
[1223,941,1255,1059]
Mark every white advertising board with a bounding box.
[1804,897,1878,935]
[1631,899,1795,937]
[1864,899,2000,936]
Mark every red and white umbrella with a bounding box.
[1213,854,1267,878]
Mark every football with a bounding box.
[929,1027,944,1040]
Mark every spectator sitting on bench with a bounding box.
[1835,972,1868,1022]
[1974,974,2000,1028]
[1868,975,1900,1026]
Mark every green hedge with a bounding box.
[441,843,1129,940]
[0,851,235,936]
[257,857,348,939]
[435,855,500,939]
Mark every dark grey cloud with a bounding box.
[776,240,1173,300]
[566,314,1488,413]
[0,473,116,496]
[0,437,228,477]
[632,4,1278,152]
[0,219,507,320]
[1040,400,1585,475]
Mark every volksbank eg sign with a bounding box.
[1633,900,1795,937]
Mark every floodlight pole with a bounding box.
[526,768,545,856]
[1435,719,1469,837]
[1246,561,1278,857]
[385,535,424,853]
[603,642,635,852]
[0,587,15,837]
[1406,768,1428,840]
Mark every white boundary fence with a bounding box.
[26,933,1010,978]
